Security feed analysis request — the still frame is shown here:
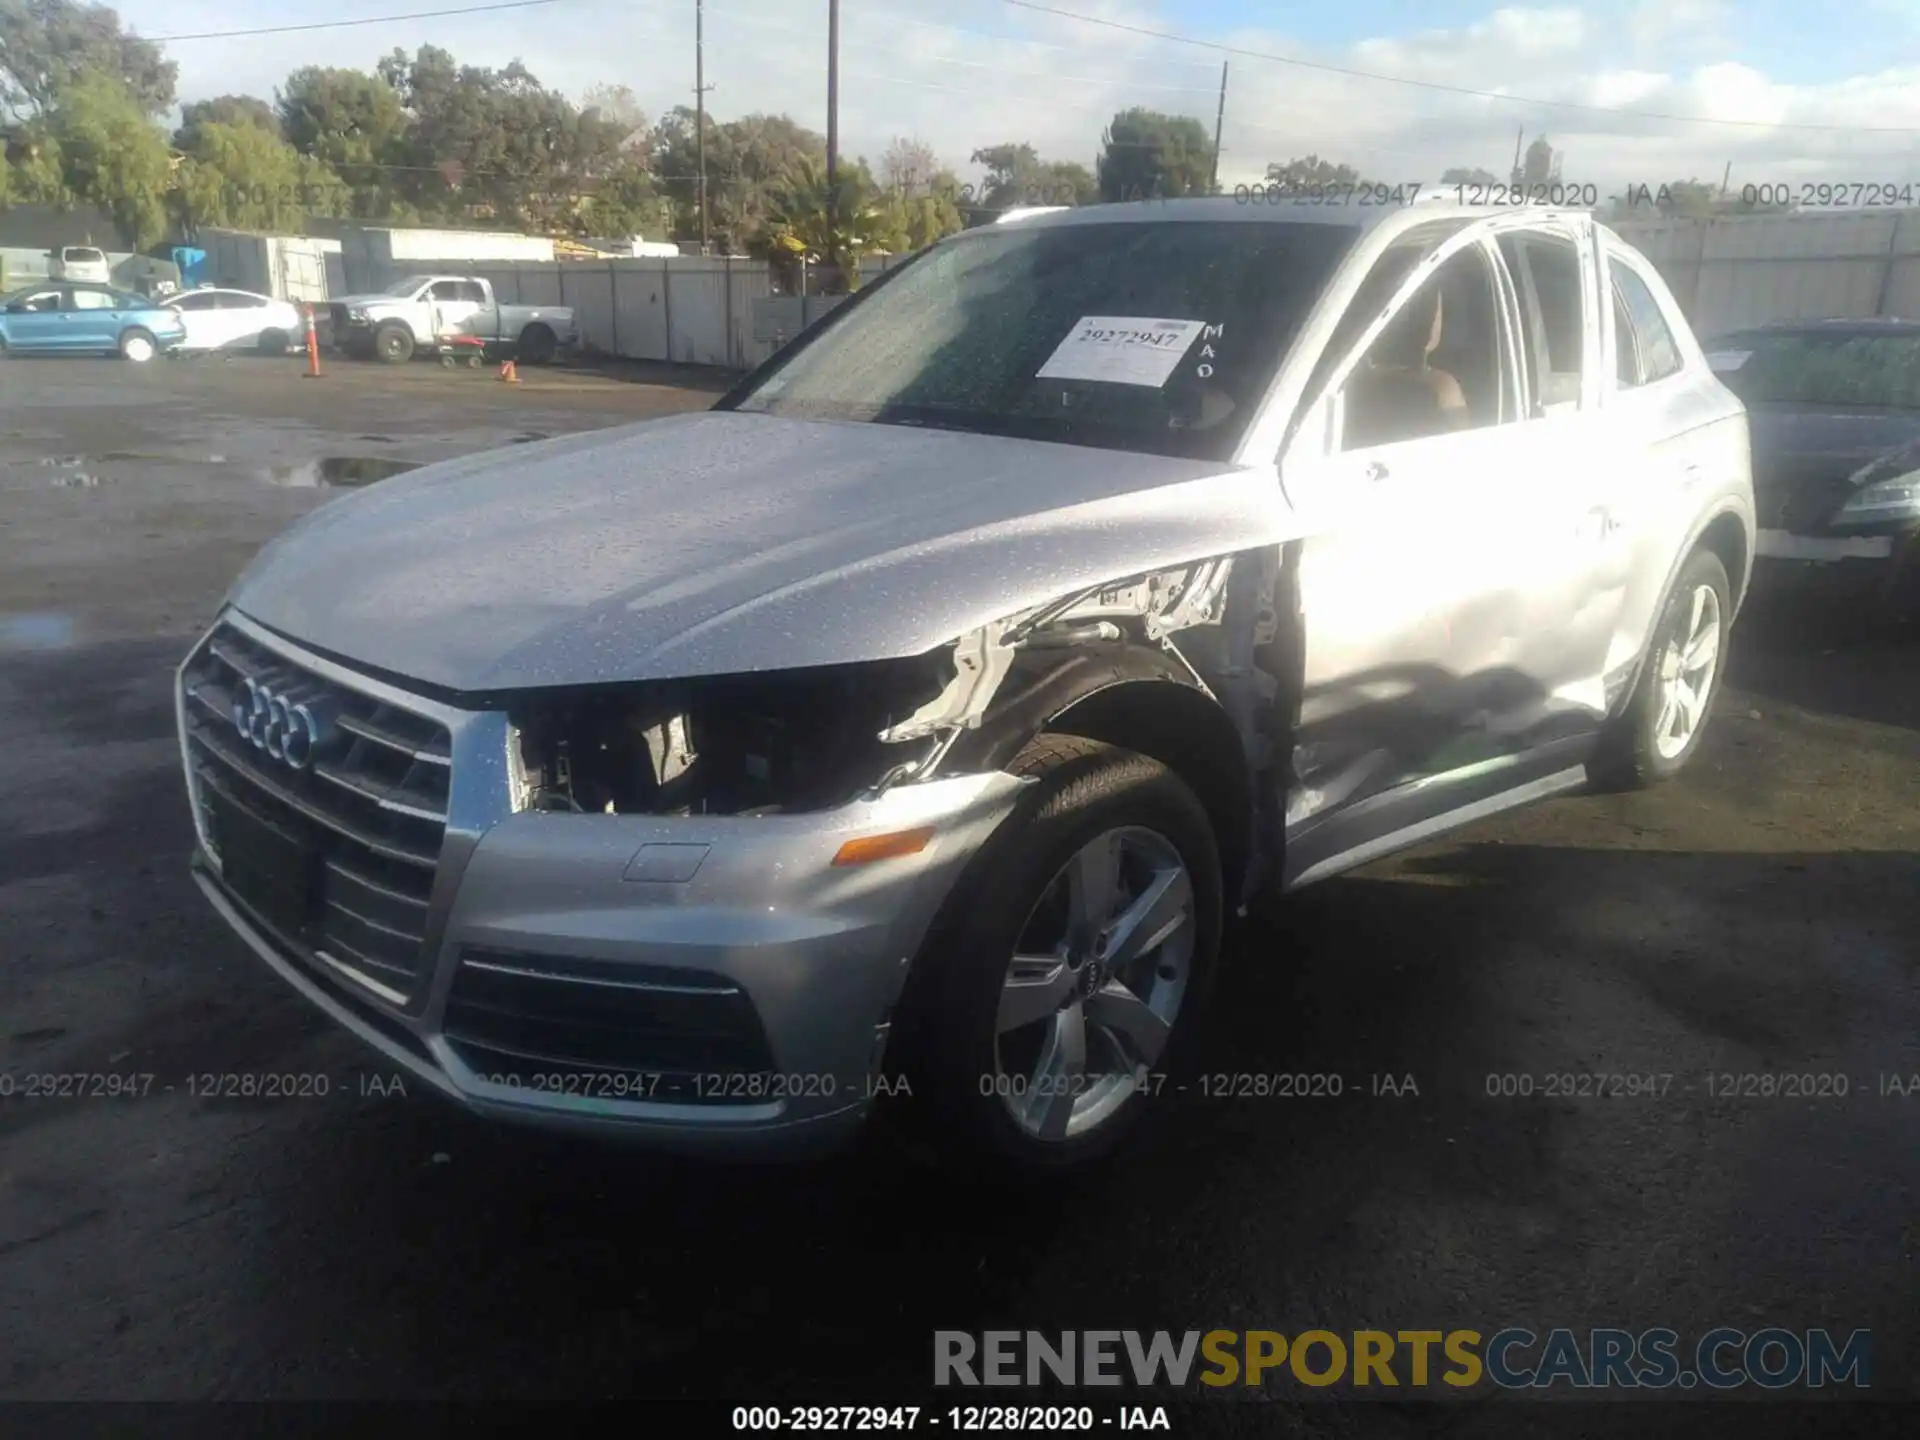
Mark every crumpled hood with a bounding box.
[227,410,1296,694]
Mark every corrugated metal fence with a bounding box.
[354,252,915,370]
[1609,209,1920,337]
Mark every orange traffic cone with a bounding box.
[498,359,519,384]
[302,306,323,378]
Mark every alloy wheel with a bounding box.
[1653,582,1722,759]
[993,825,1195,1143]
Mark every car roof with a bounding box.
[987,194,1569,236]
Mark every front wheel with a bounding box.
[118,328,157,363]
[895,735,1222,1177]
[1589,548,1731,790]
[372,322,415,364]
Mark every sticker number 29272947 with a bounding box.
[1035,316,1207,388]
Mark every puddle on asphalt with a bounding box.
[260,456,423,488]
[0,612,78,651]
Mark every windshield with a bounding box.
[381,276,432,297]
[1711,331,1920,410]
[732,220,1359,461]
[63,248,106,263]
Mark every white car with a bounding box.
[48,246,111,284]
[163,288,309,355]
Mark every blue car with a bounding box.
[0,281,188,362]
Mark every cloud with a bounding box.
[126,0,1920,194]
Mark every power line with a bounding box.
[152,0,566,43]
[998,0,1920,135]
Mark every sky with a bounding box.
[116,0,1920,193]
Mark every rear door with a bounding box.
[65,285,126,348]
[1477,215,1626,719]
[1596,241,1746,674]
[217,291,274,346]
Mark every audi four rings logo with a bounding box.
[232,676,333,769]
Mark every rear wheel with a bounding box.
[895,736,1222,1177]
[1589,549,1731,790]
[372,322,414,364]
[517,323,557,365]
[118,328,157,363]
[257,328,289,356]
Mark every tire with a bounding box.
[372,322,415,364]
[516,323,557,365]
[1589,548,1731,791]
[893,735,1223,1178]
[257,329,289,356]
[118,328,157,363]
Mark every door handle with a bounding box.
[1680,461,1705,488]
[1581,505,1617,539]
[1364,461,1389,484]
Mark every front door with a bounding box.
[4,288,68,350]
[427,279,484,339]
[1277,224,1600,886]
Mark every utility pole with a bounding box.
[1719,160,1732,196]
[1208,61,1228,193]
[695,0,711,252]
[1510,125,1524,186]
[826,0,840,273]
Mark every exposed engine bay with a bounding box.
[510,550,1286,824]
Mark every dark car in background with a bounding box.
[1706,319,1920,610]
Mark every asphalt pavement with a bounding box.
[0,352,1916,1434]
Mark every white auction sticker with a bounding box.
[1036,316,1207,387]
[1705,349,1751,372]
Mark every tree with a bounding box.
[581,82,646,140]
[1264,154,1364,191]
[768,152,887,288]
[375,46,642,232]
[970,142,1095,219]
[38,69,170,245]
[174,94,280,151]
[1440,165,1499,185]
[0,0,175,119]
[172,118,345,233]
[1097,108,1213,202]
[1515,135,1557,188]
[880,134,938,196]
[653,107,826,252]
[277,65,411,212]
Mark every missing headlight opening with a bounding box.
[509,557,1264,818]
[511,657,951,816]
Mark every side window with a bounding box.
[460,281,488,304]
[173,292,217,312]
[1612,286,1640,386]
[429,280,465,301]
[1337,245,1509,451]
[68,288,116,310]
[1612,263,1682,385]
[217,292,263,309]
[1497,231,1585,412]
[14,290,62,311]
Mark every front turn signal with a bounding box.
[831,826,937,866]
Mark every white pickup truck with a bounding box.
[323,274,578,364]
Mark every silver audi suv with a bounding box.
[177,197,1754,1175]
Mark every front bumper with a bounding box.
[178,613,1024,1158]
[1753,526,1920,609]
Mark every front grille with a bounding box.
[1752,458,1860,534]
[443,950,777,1102]
[181,623,452,1003]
